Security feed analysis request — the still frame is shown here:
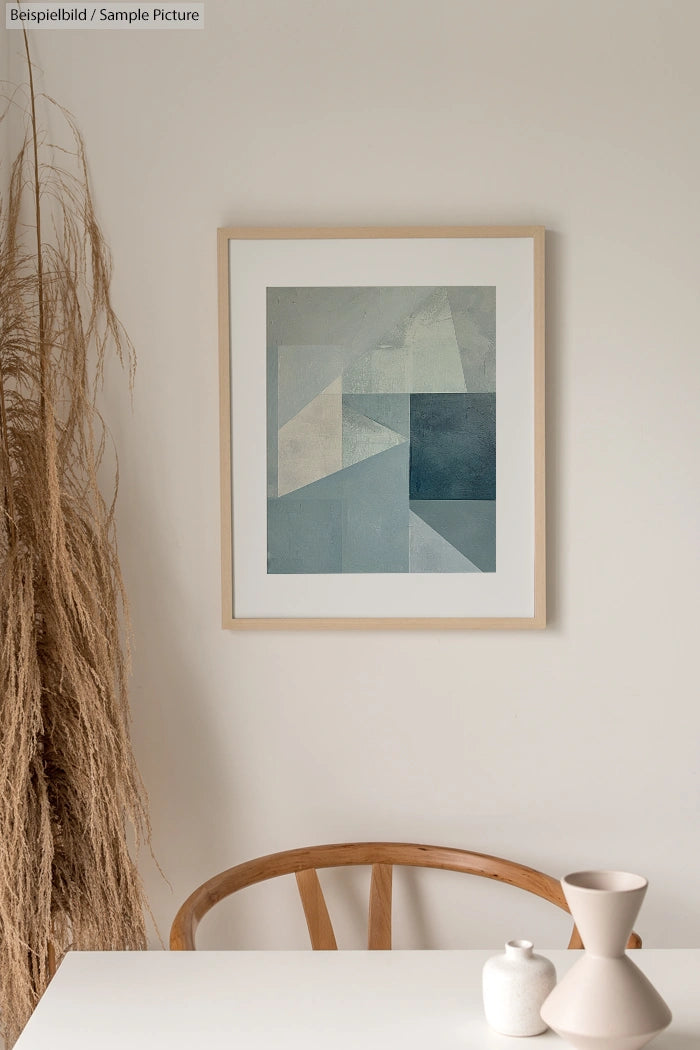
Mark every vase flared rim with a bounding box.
[563,870,647,893]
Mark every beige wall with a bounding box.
[7,0,700,948]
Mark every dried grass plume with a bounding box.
[0,33,151,1046]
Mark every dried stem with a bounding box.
[0,32,152,1047]
[22,28,46,423]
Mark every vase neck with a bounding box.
[505,939,534,960]
[562,871,647,956]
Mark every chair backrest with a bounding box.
[169,842,642,951]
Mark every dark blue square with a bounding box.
[409,393,496,500]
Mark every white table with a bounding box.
[15,949,699,1049]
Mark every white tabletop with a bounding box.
[15,949,699,1049]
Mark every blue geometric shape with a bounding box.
[340,443,409,573]
[342,400,406,470]
[267,345,278,498]
[408,511,482,573]
[267,498,342,574]
[342,394,410,439]
[409,393,496,500]
[271,442,410,573]
[409,499,496,572]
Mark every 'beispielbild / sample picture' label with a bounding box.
[5,4,204,28]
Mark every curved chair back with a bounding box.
[170,842,642,951]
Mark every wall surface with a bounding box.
[7,0,700,950]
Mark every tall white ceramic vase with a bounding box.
[540,871,672,1050]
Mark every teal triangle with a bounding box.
[342,402,406,469]
[409,499,496,572]
[342,394,410,439]
[408,511,481,573]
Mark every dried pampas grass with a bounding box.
[0,33,151,1046]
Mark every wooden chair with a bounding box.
[169,841,642,951]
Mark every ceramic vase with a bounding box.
[482,939,557,1036]
[540,871,672,1050]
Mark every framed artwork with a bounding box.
[219,226,545,629]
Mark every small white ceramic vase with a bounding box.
[482,939,557,1036]
[540,871,672,1050]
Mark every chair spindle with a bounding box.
[296,869,337,950]
[368,863,393,950]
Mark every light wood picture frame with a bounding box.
[219,226,545,629]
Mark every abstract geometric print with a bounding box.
[267,286,496,574]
